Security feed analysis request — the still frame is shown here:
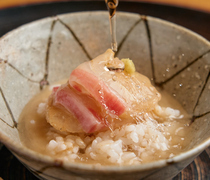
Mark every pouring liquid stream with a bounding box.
[105,0,118,53]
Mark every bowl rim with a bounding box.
[1,131,210,173]
[0,11,210,173]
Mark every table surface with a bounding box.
[0,0,210,12]
[0,1,209,180]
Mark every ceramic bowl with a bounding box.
[0,11,209,180]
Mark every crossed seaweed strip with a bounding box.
[0,14,209,177]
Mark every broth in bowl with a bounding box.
[18,49,191,165]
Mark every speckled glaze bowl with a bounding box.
[0,11,209,180]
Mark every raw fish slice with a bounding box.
[70,68,126,116]
[47,49,161,133]
[69,49,161,114]
[109,72,161,113]
[47,84,134,133]
[49,84,106,133]
[46,94,83,133]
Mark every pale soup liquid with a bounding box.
[18,82,191,165]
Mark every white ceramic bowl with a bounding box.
[0,11,209,180]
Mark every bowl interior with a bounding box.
[0,11,209,171]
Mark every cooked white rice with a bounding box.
[45,105,182,165]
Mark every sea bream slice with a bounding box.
[69,68,126,116]
[69,49,160,114]
[46,49,161,133]
[47,84,106,133]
